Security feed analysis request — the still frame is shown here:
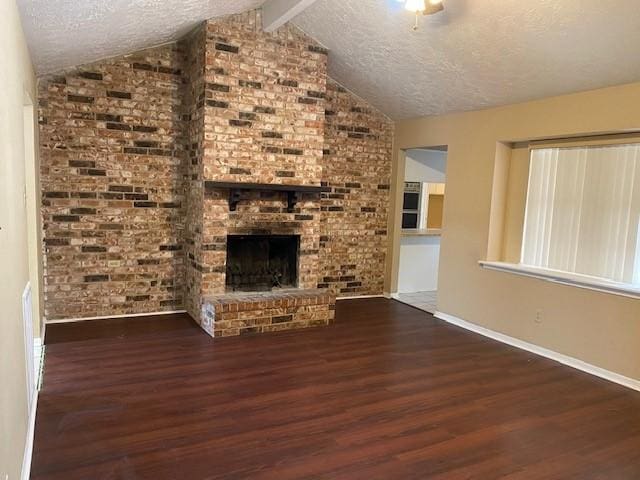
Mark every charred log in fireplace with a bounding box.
[225,235,300,292]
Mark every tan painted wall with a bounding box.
[0,0,38,477]
[390,81,640,381]
[25,91,44,339]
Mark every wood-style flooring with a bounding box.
[32,299,640,479]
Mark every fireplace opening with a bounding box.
[225,235,300,292]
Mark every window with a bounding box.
[521,142,640,286]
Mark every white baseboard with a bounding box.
[21,390,38,480]
[46,309,187,324]
[435,311,640,392]
[34,337,44,390]
[336,295,385,301]
[39,320,45,343]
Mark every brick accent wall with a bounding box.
[38,10,393,322]
[38,44,186,320]
[181,25,207,320]
[319,80,393,297]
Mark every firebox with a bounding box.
[225,235,300,292]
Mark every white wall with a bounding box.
[404,149,446,184]
[0,0,38,478]
[398,236,441,292]
[398,149,447,293]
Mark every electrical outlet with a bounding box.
[535,309,543,324]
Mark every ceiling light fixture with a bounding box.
[398,0,444,30]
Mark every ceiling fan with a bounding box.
[398,0,444,30]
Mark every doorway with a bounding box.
[395,147,447,313]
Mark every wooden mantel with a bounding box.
[204,181,328,212]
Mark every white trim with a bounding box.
[22,283,35,409]
[336,295,385,301]
[479,261,640,300]
[33,336,44,390]
[45,309,187,324]
[21,391,38,480]
[633,216,640,285]
[434,310,640,392]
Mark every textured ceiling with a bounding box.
[292,0,640,119]
[19,0,640,119]
[18,0,266,75]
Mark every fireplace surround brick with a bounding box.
[181,10,329,333]
[38,9,393,329]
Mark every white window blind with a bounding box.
[522,143,640,285]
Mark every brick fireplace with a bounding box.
[180,11,336,336]
[38,9,393,334]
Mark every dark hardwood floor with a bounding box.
[32,299,640,479]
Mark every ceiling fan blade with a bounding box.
[422,2,444,15]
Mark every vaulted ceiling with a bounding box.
[18,0,640,119]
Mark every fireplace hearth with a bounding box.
[226,235,300,292]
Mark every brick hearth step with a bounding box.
[200,289,336,337]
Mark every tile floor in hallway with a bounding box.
[395,290,438,313]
